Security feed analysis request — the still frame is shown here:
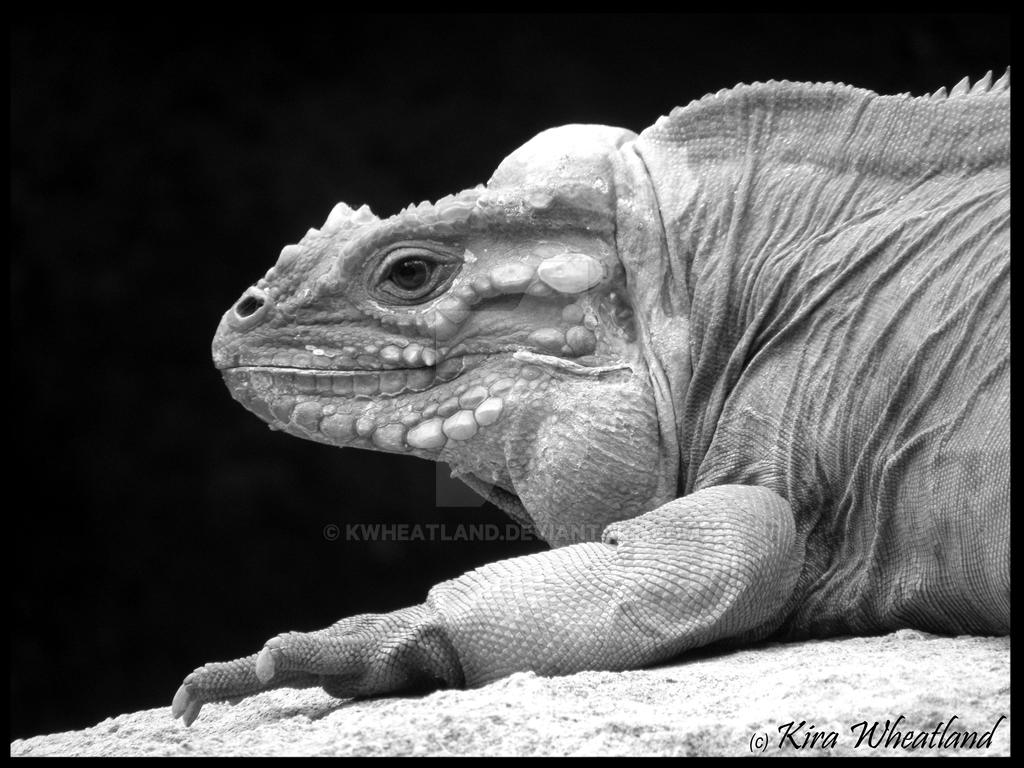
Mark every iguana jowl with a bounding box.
[173,74,1010,726]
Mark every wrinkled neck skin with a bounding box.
[613,142,692,498]
[456,142,688,544]
[628,80,1013,499]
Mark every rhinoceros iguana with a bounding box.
[172,73,1010,726]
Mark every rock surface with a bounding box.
[11,632,1010,757]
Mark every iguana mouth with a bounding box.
[223,358,466,399]
[220,351,517,455]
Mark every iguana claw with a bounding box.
[170,681,202,727]
[254,643,278,683]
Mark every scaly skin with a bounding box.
[173,73,1010,726]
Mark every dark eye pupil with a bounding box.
[391,258,430,290]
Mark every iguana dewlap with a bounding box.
[173,74,1010,726]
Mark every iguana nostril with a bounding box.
[227,287,271,330]
[236,295,264,318]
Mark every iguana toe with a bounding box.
[169,652,321,726]
[170,681,202,726]
[246,608,464,699]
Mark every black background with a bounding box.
[11,14,1010,740]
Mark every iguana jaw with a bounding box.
[219,348,485,452]
[217,340,631,460]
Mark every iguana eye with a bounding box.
[390,258,430,291]
[372,244,460,303]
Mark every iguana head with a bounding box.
[213,125,679,541]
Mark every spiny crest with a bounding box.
[638,71,1009,183]
[931,69,1010,100]
[643,79,866,140]
[644,69,1010,140]
[321,201,379,232]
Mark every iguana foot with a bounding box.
[171,605,464,726]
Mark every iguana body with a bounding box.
[173,74,1010,726]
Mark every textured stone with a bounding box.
[11,634,1009,757]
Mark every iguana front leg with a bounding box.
[172,485,802,725]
